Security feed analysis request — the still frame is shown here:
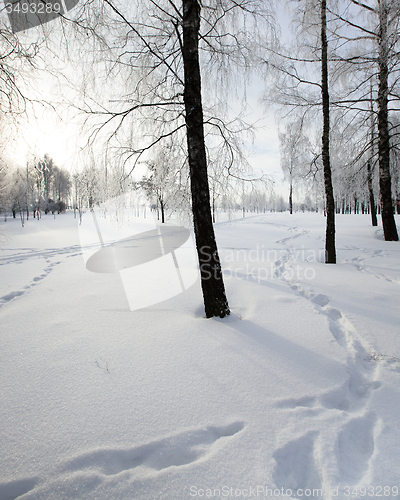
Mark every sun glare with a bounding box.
[16,114,77,170]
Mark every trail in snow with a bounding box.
[0,245,81,309]
[270,220,384,498]
[343,246,400,285]
[0,245,82,265]
[0,258,60,309]
[1,212,399,500]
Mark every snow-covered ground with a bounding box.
[0,210,399,500]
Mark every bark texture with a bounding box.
[377,1,399,240]
[321,0,336,263]
[182,0,230,318]
[367,159,378,227]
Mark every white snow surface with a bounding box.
[0,211,399,500]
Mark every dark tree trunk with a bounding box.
[159,198,165,224]
[377,1,399,240]
[289,181,293,214]
[368,94,378,227]
[212,194,216,223]
[182,0,230,318]
[321,0,336,263]
[367,160,378,226]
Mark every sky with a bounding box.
[12,110,80,170]
[13,86,283,186]
[3,2,290,200]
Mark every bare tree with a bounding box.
[375,0,399,240]
[324,0,399,239]
[140,151,180,224]
[320,0,336,262]
[54,0,273,317]
[279,116,312,214]
[367,94,378,226]
[265,0,337,261]
[0,159,10,219]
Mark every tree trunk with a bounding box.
[321,0,336,263]
[377,0,399,240]
[160,198,165,224]
[289,181,293,214]
[367,159,378,226]
[182,0,230,318]
[368,92,378,226]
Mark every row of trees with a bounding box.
[0,155,70,222]
[273,0,400,265]
[279,113,400,221]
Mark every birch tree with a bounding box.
[266,0,337,261]
[328,0,399,239]
[375,0,399,240]
[279,116,312,214]
[56,0,273,317]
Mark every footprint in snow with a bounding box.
[0,422,245,499]
[310,294,331,307]
[319,375,381,413]
[0,259,61,309]
[337,413,378,484]
[0,477,39,500]
[277,372,381,414]
[275,396,316,409]
[60,421,244,476]
[273,431,322,492]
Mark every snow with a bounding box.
[0,211,399,500]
